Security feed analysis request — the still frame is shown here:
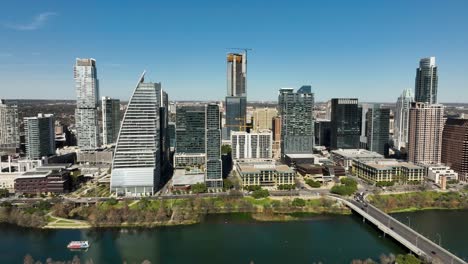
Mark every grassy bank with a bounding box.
[0,196,350,229]
[368,191,468,213]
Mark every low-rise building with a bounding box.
[331,149,384,171]
[171,169,205,191]
[0,173,20,193]
[354,159,424,183]
[425,165,458,185]
[14,164,71,194]
[236,160,295,187]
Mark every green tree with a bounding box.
[252,189,269,199]
[221,145,232,154]
[0,188,9,198]
[223,179,234,191]
[292,198,306,207]
[191,183,207,194]
[305,179,321,188]
[245,185,262,192]
[106,198,118,206]
[395,254,421,264]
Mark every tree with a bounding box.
[251,189,269,199]
[221,145,232,154]
[395,254,421,264]
[191,183,207,194]
[106,198,118,206]
[245,185,261,192]
[292,198,306,207]
[223,179,234,191]
[305,179,321,188]
[0,188,9,198]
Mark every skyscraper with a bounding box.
[394,89,414,151]
[206,104,223,189]
[224,96,247,139]
[74,58,100,150]
[227,53,246,97]
[408,102,444,165]
[176,105,206,154]
[330,98,361,149]
[24,114,55,160]
[101,97,121,145]
[415,57,438,104]
[111,73,161,196]
[278,87,314,158]
[441,118,468,181]
[0,100,19,153]
[365,105,390,155]
[359,103,373,149]
[225,52,247,139]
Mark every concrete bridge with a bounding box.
[332,196,466,264]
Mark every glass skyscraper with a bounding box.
[415,57,438,104]
[278,87,314,158]
[330,98,361,149]
[24,114,55,160]
[74,58,100,150]
[365,105,390,155]
[111,73,161,196]
[0,100,19,153]
[206,104,223,189]
[394,89,414,151]
[225,52,247,139]
[176,105,206,154]
[101,96,121,145]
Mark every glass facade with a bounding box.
[415,57,438,104]
[24,114,55,160]
[111,74,161,196]
[330,98,361,149]
[206,104,223,189]
[176,105,206,153]
[278,87,315,158]
[366,105,390,155]
[225,96,247,139]
[101,97,121,145]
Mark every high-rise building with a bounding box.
[441,118,468,181]
[365,105,390,156]
[227,53,246,97]
[224,96,247,139]
[0,100,19,153]
[253,107,277,130]
[330,98,361,149]
[359,103,373,149]
[205,104,223,189]
[24,114,55,160]
[101,97,121,145]
[225,52,248,140]
[314,119,331,148]
[415,57,438,104]
[394,89,414,151]
[176,105,206,153]
[231,130,273,160]
[408,102,444,165]
[74,58,100,150]
[111,73,161,196]
[278,87,314,158]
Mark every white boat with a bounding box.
[67,241,90,249]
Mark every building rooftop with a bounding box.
[237,161,294,174]
[361,159,423,170]
[20,170,52,178]
[172,169,205,186]
[285,153,315,159]
[332,149,384,159]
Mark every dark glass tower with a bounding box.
[278,87,314,158]
[225,53,247,139]
[206,104,223,189]
[330,98,361,149]
[415,57,438,104]
[366,105,390,155]
[176,105,206,153]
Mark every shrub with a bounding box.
[292,198,306,207]
[245,185,262,192]
[331,177,358,196]
[191,183,207,194]
[277,184,295,190]
[251,189,269,199]
[376,181,395,187]
[305,179,321,188]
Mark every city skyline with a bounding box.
[1,1,468,103]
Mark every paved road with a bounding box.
[347,198,465,264]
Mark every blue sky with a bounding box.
[0,0,467,102]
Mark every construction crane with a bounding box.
[227,48,253,56]
[225,117,250,132]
